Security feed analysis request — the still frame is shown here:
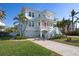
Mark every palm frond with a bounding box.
[75,12,79,15]
[0,9,6,20]
[13,21,19,25]
[23,16,28,21]
[21,6,26,13]
[74,16,79,23]
[13,17,19,20]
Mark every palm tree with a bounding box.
[63,19,71,33]
[70,9,79,31]
[0,9,6,31]
[74,16,79,32]
[56,18,66,33]
[13,24,19,32]
[61,18,66,33]
[56,18,71,34]
[70,9,76,31]
[13,7,28,36]
[0,9,6,21]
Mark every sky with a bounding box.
[0,3,79,27]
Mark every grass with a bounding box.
[53,37,79,47]
[0,40,60,56]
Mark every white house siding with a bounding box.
[0,20,5,31]
[19,7,61,38]
[23,19,40,37]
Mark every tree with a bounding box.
[56,18,65,33]
[61,18,71,33]
[56,18,71,34]
[0,9,6,21]
[5,27,14,32]
[70,9,79,31]
[70,9,76,31]
[13,25,18,32]
[57,18,67,33]
[13,7,28,36]
[0,9,6,31]
[66,19,71,32]
[63,19,71,33]
[74,16,79,32]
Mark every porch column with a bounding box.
[40,31,42,38]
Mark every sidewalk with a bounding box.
[29,39,79,56]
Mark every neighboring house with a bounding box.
[19,7,62,38]
[0,20,5,31]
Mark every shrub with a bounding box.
[0,35,13,40]
[48,34,65,40]
[65,31,79,36]
[14,33,27,40]
[65,37,71,42]
[15,36,26,40]
[54,34,66,39]
[16,34,20,36]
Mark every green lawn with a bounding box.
[0,40,60,56]
[53,37,79,47]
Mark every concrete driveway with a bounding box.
[29,38,79,56]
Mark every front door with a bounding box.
[42,30,47,39]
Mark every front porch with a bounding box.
[40,29,48,39]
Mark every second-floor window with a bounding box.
[32,13,34,18]
[39,14,40,18]
[29,21,31,27]
[29,12,31,17]
[32,21,34,27]
[38,22,40,26]
[29,12,35,18]
[44,22,46,27]
[29,21,34,27]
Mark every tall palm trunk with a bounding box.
[76,22,77,33]
[20,21,27,37]
[22,21,27,36]
[72,16,74,31]
[19,22,22,36]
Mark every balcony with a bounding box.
[40,25,48,31]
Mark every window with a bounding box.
[38,22,40,26]
[39,14,40,17]
[29,12,31,17]
[51,24,52,26]
[44,22,46,27]
[32,13,34,18]
[32,21,34,27]
[29,21,31,27]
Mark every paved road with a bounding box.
[29,38,79,56]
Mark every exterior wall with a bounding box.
[0,20,5,31]
[22,8,38,37]
[19,7,56,38]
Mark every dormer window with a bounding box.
[29,12,31,17]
